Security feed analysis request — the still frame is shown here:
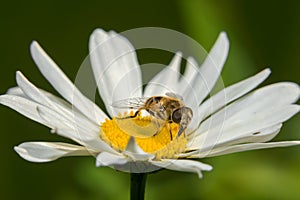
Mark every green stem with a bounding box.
[130,173,147,200]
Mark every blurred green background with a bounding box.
[1,0,300,199]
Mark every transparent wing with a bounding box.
[165,92,183,100]
[115,116,166,138]
[111,97,148,109]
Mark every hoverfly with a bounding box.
[112,92,193,140]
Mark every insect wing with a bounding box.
[165,92,183,101]
[115,116,165,138]
[111,97,147,109]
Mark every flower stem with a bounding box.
[130,173,147,200]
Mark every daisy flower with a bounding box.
[1,29,300,180]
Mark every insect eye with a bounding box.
[171,108,182,124]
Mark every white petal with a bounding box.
[0,94,91,141]
[150,159,212,178]
[0,94,116,153]
[172,57,201,131]
[143,52,182,96]
[30,41,107,124]
[7,86,101,141]
[7,85,100,136]
[143,53,201,132]
[205,141,300,157]
[7,86,70,110]
[1,94,77,141]
[96,151,129,167]
[36,104,97,139]
[189,104,299,152]
[197,68,271,122]
[178,57,198,93]
[177,33,229,132]
[7,87,24,97]
[198,82,299,133]
[114,161,161,173]
[0,94,48,126]
[183,124,282,158]
[16,71,53,107]
[15,72,99,134]
[37,105,117,153]
[89,29,142,116]
[219,123,283,146]
[183,32,229,107]
[14,142,92,162]
[188,83,300,151]
[123,137,154,160]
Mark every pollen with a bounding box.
[100,111,187,159]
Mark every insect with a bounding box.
[112,92,193,139]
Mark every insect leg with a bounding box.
[177,125,185,137]
[167,122,173,141]
[116,108,142,119]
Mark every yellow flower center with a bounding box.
[100,111,187,159]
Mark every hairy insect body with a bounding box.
[112,93,193,139]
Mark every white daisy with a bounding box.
[1,29,300,178]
